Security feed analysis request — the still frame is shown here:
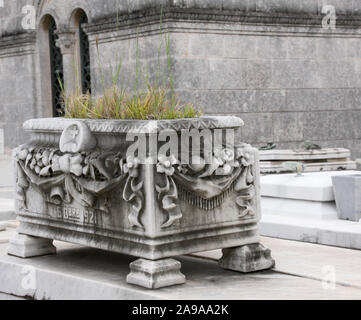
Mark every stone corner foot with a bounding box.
[218,243,275,273]
[126,258,186,289]
[7,233,56,258]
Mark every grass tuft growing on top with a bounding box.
[63,85,202,120]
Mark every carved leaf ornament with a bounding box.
[156,155,182,228]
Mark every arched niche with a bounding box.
[37,14,64,117]
[70,8,91,94]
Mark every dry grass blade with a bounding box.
[64,86,202,120]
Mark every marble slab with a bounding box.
[261,160,356,174]
[260,171,361,201]
[260,196,361,250]
[259,148,351,161]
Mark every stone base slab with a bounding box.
[260,197,361,250]
[261,171,361,202]
[17,220,259,261]
[127,258,186,289]
[261,160,356,174]
[259,148,352,161]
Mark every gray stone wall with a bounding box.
[0,36,36,154]
[170,29,361,154]
[2,0,361,157]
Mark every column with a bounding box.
[55,30,77,95]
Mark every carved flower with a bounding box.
[214,148,239,175]
[124,156,140,178]
[177,164,188,174]
[157,154,178,176]
[236,145,254,167]
[30,158,37,170]
[42,150,50,166]
[17,148,29,161]
[25,153,33,167]
[221,148,235,162]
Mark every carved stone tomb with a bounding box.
[9,116,274,288]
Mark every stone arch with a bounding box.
[36,0,93,26]
[37,6,61,30]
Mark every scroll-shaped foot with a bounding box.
[219,243,275,273]
[127,258,186,289]
[7,233,56,258]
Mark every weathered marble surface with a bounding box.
[260,171,361,250]
[332,175,361,222]
[219,243,275,273]
[261,171,361,201]
[260,148,356,174]
[259,148,352,161]
[261,161,357,174]
[11,116,273,288]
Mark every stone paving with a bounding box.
[0,159,360,300]
[0,229,360,299]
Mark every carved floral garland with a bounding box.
[155,143,257,228]
[14,146,144,229]
[15,143,257,230]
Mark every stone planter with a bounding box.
[9,116,274,288]
[332,175,361,222]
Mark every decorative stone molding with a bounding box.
[55,31,76,55]
[23,116,244,133]
[0,33,36,58]
[84,6,361,37]
[3,1,361,42]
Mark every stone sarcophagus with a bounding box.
[9,116,274,288]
